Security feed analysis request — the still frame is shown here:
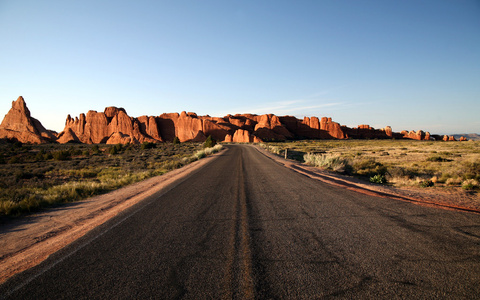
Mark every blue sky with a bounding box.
[1,0,479,134]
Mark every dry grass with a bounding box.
[0,141,222,216]
[260,140,480,192]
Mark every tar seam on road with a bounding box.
[226,147,255,300]
[0,156,215,300]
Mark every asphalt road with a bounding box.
[1,145,480,299]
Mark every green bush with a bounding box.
[35,150,46,161]
[352,158,387,177]
[204,135,216,148]
[419,180,434,188]
[370,174,387,184]
[109,144,123,155]
[91,145,100,154]
[52,150,71,161]
[173,136,180,145]
[141,142,156,150]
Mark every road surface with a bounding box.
[1,145,479,299]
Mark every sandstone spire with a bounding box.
[0,96,56,143]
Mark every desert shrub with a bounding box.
[204,144,223,155]
[109,146,118,155]
[460,160,480,180]
[109,144,123,155]
[352,158,387,177]
[387,166,409,178]
[194,150,206,159]
[462,179,479,190]
[161,160,183,171]
[270,146,282,155]
[173,136,180,145]
[69,146,83,156]
[204,135,216,148]
[446,177,462,186]
[8,156,21,164]
[141,142,156,150]
[53,150,71,161]
[35,150,46,161]
[14,170,37,180]
[426,156,452,162]
[43,152,53,160]
[91,144,100,154]
[370,174,387,184]
[182,156,197,164]
[419,180,434,188]
[304,153,350,173]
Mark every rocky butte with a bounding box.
[0,96,57,143]
[0,96,468,144]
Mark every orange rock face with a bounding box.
[0,96,56,143]
[3,96,454,145]
[401,130,429,141]
[60,107,161,144]
[231,129,261,143]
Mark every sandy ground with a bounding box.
[1,145,479,284]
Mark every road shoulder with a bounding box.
[253,144,480,213]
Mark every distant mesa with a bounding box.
[0,96,470,144]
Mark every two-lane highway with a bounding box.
[1,145,479,299]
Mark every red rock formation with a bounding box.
[202,119,229,142]
[57,128,80,144]
[459,136,468,141]
[137,115,162,141]
[402,130,428,141]
[229,129,262,143]
[384,126,393,137]
[252,114,292,141]
[317,117,344,139]
[157,111,205,142]
[0,96,56,143]
[424,132,431,140]
[303,117,320,130]
[60,107,159,144]
[106,132,136,144]
[5,96,457,145]
[223,134,233,143]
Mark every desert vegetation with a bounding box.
[261,140,480,192]
[0,140,222,216]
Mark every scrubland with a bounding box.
[261,140,480,193]
[0,141,222,216]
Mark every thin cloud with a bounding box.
[217,99,347,117]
